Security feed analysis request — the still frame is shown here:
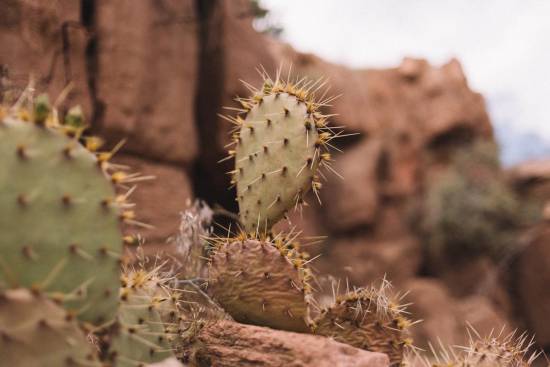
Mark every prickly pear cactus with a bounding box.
[106,267,181,366]
[227,76,336,233]
[429,330,537,367]
[0,288,101,367]
[208,237,313,332]
[311,281,412,366]
[0,96,126,325]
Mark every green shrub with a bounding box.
[423,141,539,262]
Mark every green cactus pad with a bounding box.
[311,282,412,366]
[107,268,180,366]
[229,77,336,233]
[0,288,101,367]
[0,107,123,325]
[208,238,312,332]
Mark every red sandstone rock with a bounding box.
[216,0,279,149]
[271,42,373,135]
[95,0,198,164]
[438,256,498,297]
[515,224,550,347]
[318,236,421,287]
[508,159,550,183]
[193,320,390,367]
[114,155,194,246]
[456,295,508,338]
[405,278,460,349]
[405,278,509,350]
[321,140,382,233]
[0,0,91,114]
[507,159,550,213]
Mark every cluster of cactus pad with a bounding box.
[0,75,541,367]
[0,95,123,325]
[207,73,417,365]
[0,93,185,366]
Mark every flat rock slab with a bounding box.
[194,320,389,367]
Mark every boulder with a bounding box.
[405,278,509,350]
[438,256,498,297]
[515,224,550,347]
[318,235,421,287]
[95,0,198,165]
[194,320,390,367]
[113,155,194,246]
[455,295,508,338]
[507,159,550,212]
[321,140,382,233]
[0,0,91,113]
[405,278,460,349]
[271,42,373,135]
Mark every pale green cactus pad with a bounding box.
[227,76,337,233]
[311,281,412,366]
[107,268,180,366]
[0,288,101,367]
[208,238,313,332]
[0,102,124,325]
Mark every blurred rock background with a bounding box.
[1,0,549,356]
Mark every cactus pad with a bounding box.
[0,288,101,367]
[107,267,181,366]
[0,101,125,325]
[429,330,537,367]
[208,238,313,332]
[227,76,337,233]
[312,281,412,366]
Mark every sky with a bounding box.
[258,0,550,165]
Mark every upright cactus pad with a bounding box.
[106,267,181,366]
[0,97,128,325]
[312,281,412,366]
[227,75,337,233]
[0,288,101,367]
[208,238,313,332]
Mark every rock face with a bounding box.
[321,141,382,233]
[0,0,91,113]
[95,0,199,165]
[405,278,508,350]
[515,224,550,348]
[113,155,194,246]
[319,236,421,287]
[194,320,390,367]
[508,158,550,219]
